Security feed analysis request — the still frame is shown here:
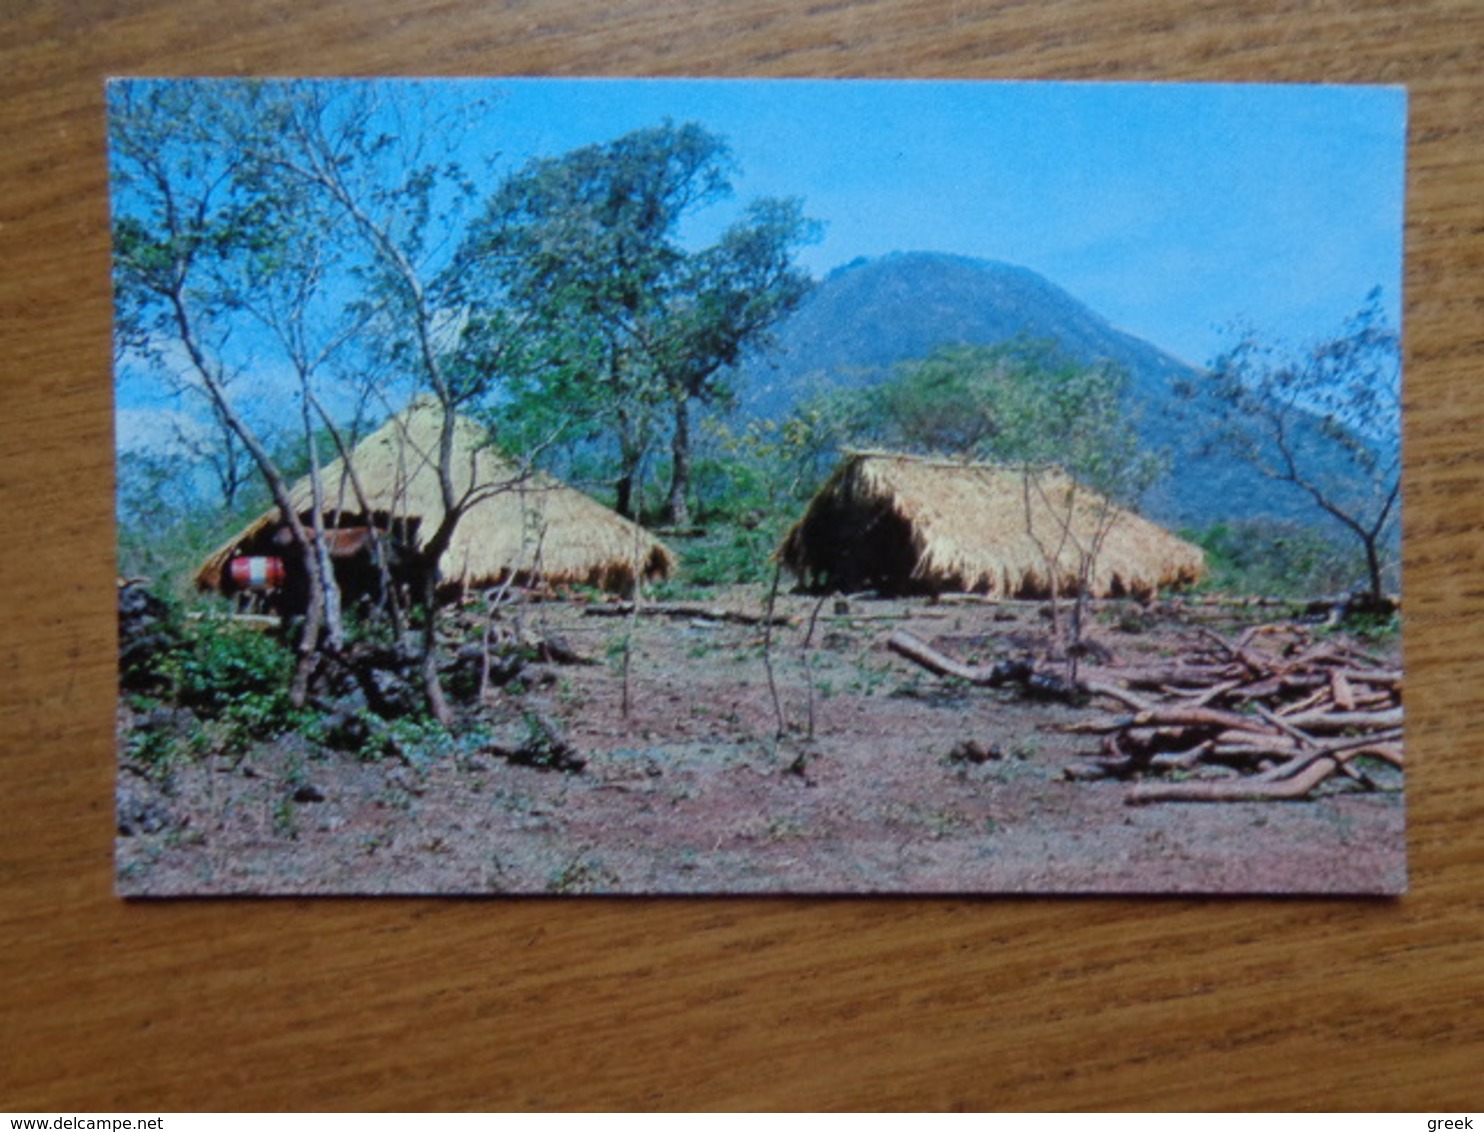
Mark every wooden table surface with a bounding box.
[3,0,1482,1112]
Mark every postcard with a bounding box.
[111,77,1407,895]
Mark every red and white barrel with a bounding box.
[228,556,287,591]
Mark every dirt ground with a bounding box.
[115,591,1407,896]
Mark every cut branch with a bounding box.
[585,602,795,628]
[886,630,997,684]
[1128,757,1340,804]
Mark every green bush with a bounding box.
[124,725,179,769]
[166,620,295,711]
[1189,519,1365,599]
[381,716,456,766]
[676,525,782,588]
[667,409,843,588]
[153,620,311,749]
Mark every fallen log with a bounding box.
[887,630,1088,703]
[1335,673,1359,709]
[835,611,952,622]
[1159,678,1246,709]
[1180,594,1306,609]
[1127,756,1340,804]
[1068,620,1406,802]
[1129,726,1405,802]
[1231,667,1402,693]
[1347,742,1405,768]
[1272,686,1334,717]
[583,602,794,627]
[1149,740,1216,772]
[531,635,599,666]
[1279,706,1405,732]
[1080,680,1155,712]
[1253,702,1318,747]
[928,593,1002,607]
[1255,734,1405,781]
[886,629,997,684]
[1342,668,1403,689]
[1316,727,1405,756]
[1119,705,1275,734]
[1228,673,1328,701]
[1080,662,1243,690]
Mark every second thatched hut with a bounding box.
[777,451,1204,599]
[196,399,675,607]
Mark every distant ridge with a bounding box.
[730,251,1356,531]
[737,251,1195,420]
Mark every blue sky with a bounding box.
[114,77,1407,452]
[470,77,1407,368]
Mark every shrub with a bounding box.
[153,620,311,750]
[381,716,457,767]
[124,725,179,769]
[167,620,295,712]
[1189,519,1366,598]
[677,525,782,587]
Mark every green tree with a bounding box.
[857,342,1030,456]
[456,121,818,524]
[650,197,818,525]
[853,339,1163,507]
[109,79,340,706]
[243,79,507,725]
[850,340,1165,663]
[1177,291,1401,605]
[109,78,512,725]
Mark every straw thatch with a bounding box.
[777,451,1204,599]
[196,399,674,596]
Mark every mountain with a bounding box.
[729,251,1352,532]
[739,251,1193,420]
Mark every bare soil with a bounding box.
[115,592,1406,896]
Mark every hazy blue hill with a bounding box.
[731,251,1372,533]
[738,251,1194,418]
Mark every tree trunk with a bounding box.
[664,395,691,528]
[309,394,406,637]
[301,388,345,655]
[1021,468,1064,640]
[166,286,327,708]
[286,497,334,710]
[1363,535,1385,605]
[413,493,466,728]
[615,472,635,521]
[314,539,345,649]
[288,538,324,709]
[418,558,453,728]
[615,426,644,520]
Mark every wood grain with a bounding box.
[3,0,1482,1111]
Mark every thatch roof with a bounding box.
[196,399,674,595]
[777,451,1204,599]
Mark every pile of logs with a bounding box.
[887,623,1403,803]
[1072,624,1403,802]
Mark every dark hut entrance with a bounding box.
[792,498,926,596]
[221,514,418,618]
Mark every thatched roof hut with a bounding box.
[196,399,675,597]
[777,452,1204,599]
